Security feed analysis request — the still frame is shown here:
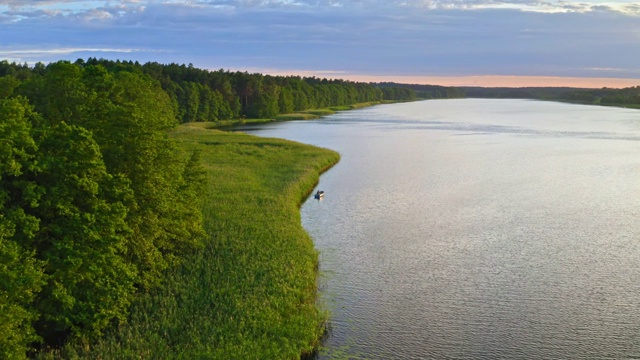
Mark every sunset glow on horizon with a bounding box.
[342,75,640,89]
[254,70,640,88]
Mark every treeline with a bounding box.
[32,58,416,122]
[377,82,465,99]
[559,86,640,108]
[0,61,208,357]
[462,86,640,108]
[462,86,580,100]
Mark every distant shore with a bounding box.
[211,100,407,129]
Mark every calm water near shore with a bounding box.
[240,99,640,359]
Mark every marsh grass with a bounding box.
[328,101,381,111]
[208,101,386,128]
[275,102,385,121]
[56,123,339,359]
[299,109,335,116]
[275,113,319,121]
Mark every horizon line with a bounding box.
[240,68,640,89]
[345,75,640,89]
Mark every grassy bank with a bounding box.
[205,101,387,126]
[53,122,339,359]
[275,101,384,121]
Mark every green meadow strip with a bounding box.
[215,101,388,126]
[55,122,339,359]
[275,113,320,121]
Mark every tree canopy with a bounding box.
[66,58,422,122]
[0,61,207,356]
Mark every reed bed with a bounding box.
[275,113,320,121]
[210,101,386,127]
[56,123,339,359]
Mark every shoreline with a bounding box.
[210,99,408,129]
[64,123,340,358]
[180,125,342,358]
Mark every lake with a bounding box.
[240,99,640,359]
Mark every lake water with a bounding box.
[240,99,640,359]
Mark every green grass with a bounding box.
[275,113,320,121]
[208,101,387,127]
[275,102,384,121]
[299,108,335,116]
[53,123,340,359]
[328,101,382,111]
[210,118,276,128]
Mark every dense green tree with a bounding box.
[38,62,89,124]
[0,223,43,359]
[213,89,234,120]
[2,63,208,354]
[248,83,280,118]
[215,77,241,118]
[293,89,309,111]
[86,70,203,289]
[198,84,215,121]
[0,94,139,345]
[29,122,136,344]
[0,97,45,358]
[278,87,295,114]
[0,76,20,99]
[178,81,201,123]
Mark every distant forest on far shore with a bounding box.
[375,82,640,109]
[462,85,640,108]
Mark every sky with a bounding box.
[1,0,640,87]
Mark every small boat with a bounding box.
[314,190,325,199]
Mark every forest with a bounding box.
[0,60,209,358]
[0,59,429,358]
[0,59,423,126]
[377,82,466,100]
[376,82,640,109]
[462,86,640,108]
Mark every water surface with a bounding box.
[241,99,640,359]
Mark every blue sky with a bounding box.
[1,0,640,87]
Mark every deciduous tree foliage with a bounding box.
[1,62,207,357]
[65,58,422,122]
[29,122,136,344]
[0,97,45,359]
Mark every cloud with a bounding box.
[1,0,639,83]
[0,0,145,23]
[4,0,640,17]
[0,47,138,55]
[0,47,141,63]
[584,67,640,73]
